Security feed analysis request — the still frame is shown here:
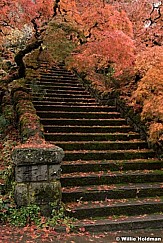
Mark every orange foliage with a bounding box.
[131,46,163,144]
[148,123,163,145]
[59,0,135,80]
[0,0,54,50]
[68,30,135,78]
[132,66,163,118]
[109,0,163,50]
[134,46,163,78]
[0,0,54,30]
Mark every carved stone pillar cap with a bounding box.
[12,146,64,166]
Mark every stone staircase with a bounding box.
[29,63,163,231]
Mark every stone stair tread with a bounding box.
[34,94,95,98]
[68,213,163,231]
[32,81,83,86]
[62,182,163,193]
[32,82,83,86]
[61,159,162,173]
[40,77,78,81]
[45,132,136,135]
[35,105,114,108]
[32,91,90,96]
[61,169,161,179]
[40,72,76,76]
[41,118,125,121]
[35,106,116,112]
[62,158,162,165]
[65,197,163,219]
[38,111,121,118]
[31,84,84,88]
[33,102,102,106]
[37,110,119,113]
[40,73,77,77]
[33,97,96,102]
[63,149,155,161]
[40,80,79,83]
[54,140,147,150]
[55,140,145,144]
[44,133,141,142]
[35,80,80,85]
[44,132,141,141]
[41,118,128,125]
[64,148,154,153]
[45,125,131,129]
[36,89,89,93]
[45,133,140,141]
[65,197,163,211]
[33,100,95,102]
[40,72,76,75]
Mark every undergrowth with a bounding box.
[0,198,76,230]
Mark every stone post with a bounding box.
[12,145,64,216]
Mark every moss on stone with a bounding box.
[11,87,44,142]
[13,90,32,104]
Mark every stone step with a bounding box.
[61,170,163,187]
[44,125,133,134]
[40,70,76,75]
[29,84,85,91]
[32,78,80,85]
[44,132,140,141]
[64,149,155,161]
[67,213,163,232]
[34,93,93,99]
[65,198,163,219]
[40,74,78,80]
[54,140,147,151]
[30,81,84,88]
[61,159,163,173]
[35,105,116,112]
[33,101,103,107]
[33,97,97,103]
[40,71,76,76]
[37,111,121,119]
[40,118,127,126]
[62,182,163,202]
[33,89,90,95]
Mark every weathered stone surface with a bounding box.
[49,164,61,180]
[28,181,62,205]
[14,183,28,206]
[13,141,64,215]
[14,181,62,210]
[12,147,64,165]
[15,164,48,182]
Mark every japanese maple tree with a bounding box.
[0,0,56,85]
[109,0,162,50]
[0,0,55,52]
[58,0,135,81]
[130,46,163,144]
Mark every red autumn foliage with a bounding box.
[109,0,163,50]
[131,46,163,144]
[0,0,54,52]
[59,0,135,80]
[107,1,163,144]
[0,0,54,31]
